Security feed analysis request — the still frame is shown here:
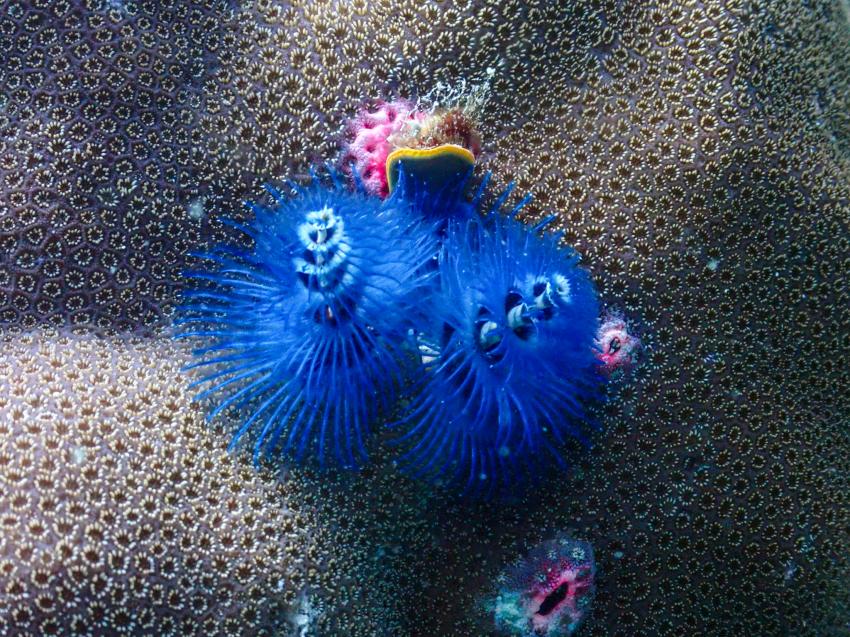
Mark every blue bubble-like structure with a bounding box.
[395,201,602,493]
[176,170,437,467]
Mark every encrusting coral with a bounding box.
[0,329,317,636]
[0,328,439,637]
[0,0,848,635]
[0,0,232,332]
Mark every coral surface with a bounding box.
[0,0,848,635]
[0,329,316,636]
[0,0,230,331]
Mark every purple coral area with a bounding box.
[0,1,229,331]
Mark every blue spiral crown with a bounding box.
[394,191,602,494]
[176,169,437,467]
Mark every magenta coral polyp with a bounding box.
[490,535,596,636]
[342,99,425,197]
[594,312,641,376]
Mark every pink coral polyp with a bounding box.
[343,100,425,197]
[490,535,596,636]
[595,313,641,375]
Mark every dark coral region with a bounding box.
[0,0,228,331]
[0,0,848,636]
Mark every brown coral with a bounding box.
[0,329,316,636]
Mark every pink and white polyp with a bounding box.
[491,536,595,636]
[342,100,426,198]
[527,561,594,634]
[595,313,641,375]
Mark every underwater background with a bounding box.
[0,0,848,635]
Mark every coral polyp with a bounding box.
[177,171,436,467]
[342,99,426,197]
[489,535,596,636]
[395,205,602,493]
[594,311,641,376]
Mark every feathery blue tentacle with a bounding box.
[177,169,438,468]
[395,204,603,494]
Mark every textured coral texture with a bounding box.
[0,330,317,636]
[0,0,848,636]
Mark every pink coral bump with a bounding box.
[342,99,426,197]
